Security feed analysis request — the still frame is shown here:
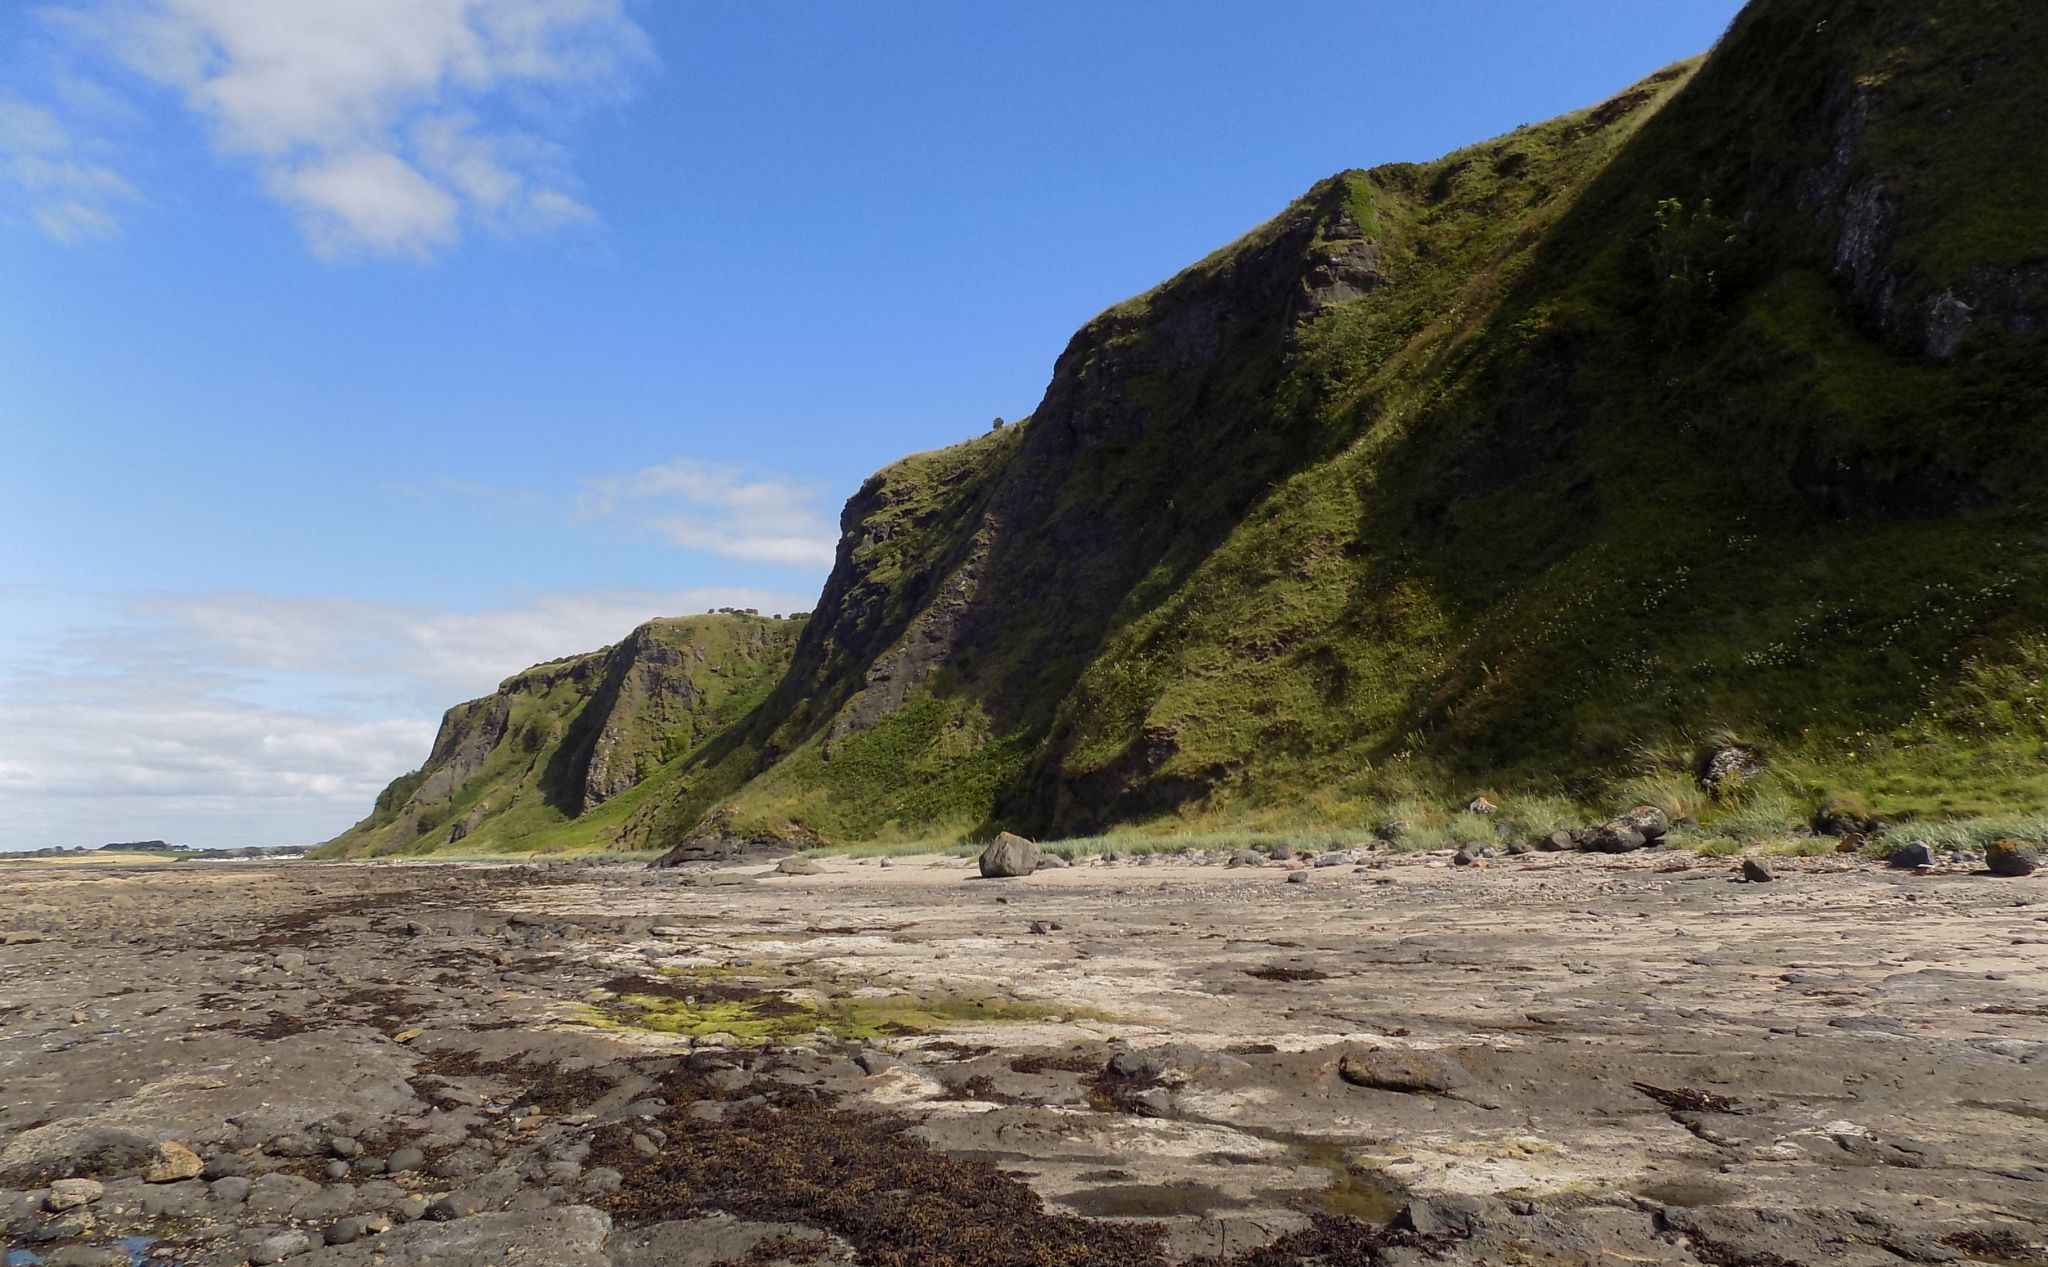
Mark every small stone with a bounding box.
[774,856,823,875]
[323,1160,350,1180]
[1742,858,1775,884]
[211,1175,254,1204]
[427,1191,484,1221]
[1987,838,2041,878]
[271,951,305,973]
[145,1140,205,1183]
[1541,830,1576,852]
[249,1230,314,1265]
[384,1146,425,1174]
[854,1048,896,1075]
[202,1153,248,1181]
[44,1178,104,1211]
[333,1214,390,1245]
[391,1028,424,1044]
[1286,871,1309,885]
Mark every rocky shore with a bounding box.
[2,849,2044,1265]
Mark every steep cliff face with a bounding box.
[318,614,803,857]
[338,0,2047,856]
[633,0,2048,847]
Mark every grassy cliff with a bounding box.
[317,613,804,857]
[333,0,2047,856]
[631,0,2048,848]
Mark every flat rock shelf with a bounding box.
[1,852,2044,1266]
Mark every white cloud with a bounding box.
[141,585,808,701]
[0,583,814,851]
[0,97,139,241]
[15,0,647,254]
[268,149,459,259]
[580,461,841,569]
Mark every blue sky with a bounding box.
[0,0,1747,849]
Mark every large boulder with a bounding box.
[1579,805,1667,853]
[1888,842,1935,870]
[1612,805,1670,841]
[977,832,1040,879]
[1580,824,1648,854]
[1987,838,2041,877]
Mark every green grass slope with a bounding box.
[317,613,804,858]
[629,0,2047,849]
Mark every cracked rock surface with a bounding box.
[2,851,2044,1265]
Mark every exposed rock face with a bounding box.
[1793,29,2048,364]
[567,622,778,812]
[320,614,803,858]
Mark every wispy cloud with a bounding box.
[136,586,806,700]
[0,96,139,241]
[579,461,841,569]
[0,583,813,851]
[10,0,648,255]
